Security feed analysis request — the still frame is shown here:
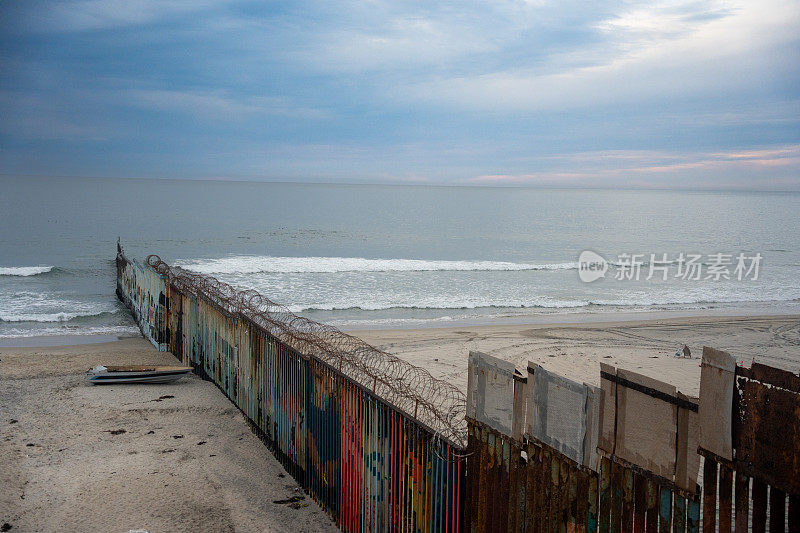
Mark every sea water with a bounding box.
[1,176,799,338]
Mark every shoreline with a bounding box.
[0,333,140,348]
[300,301,800,330]
[3,306,799,348]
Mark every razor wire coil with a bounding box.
[143,253,467,447]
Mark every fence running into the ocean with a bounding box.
[117,244,800,532]
[116,244,466,532]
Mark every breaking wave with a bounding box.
[0,265,55,277]
[176,256,578,274]
[0,310,124,323]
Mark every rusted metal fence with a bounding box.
[697,350,800,533]
[465,349,798,532]
[116,244,466,532]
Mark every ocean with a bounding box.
[1,176,799,340]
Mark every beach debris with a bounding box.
[675,344,693,358]
[9,419,17,424]
[197,441,206,445]
[277,473,286,478]
[151,395,175,402]
[86,365,191,385]
[107,429,126,435]
[172,435,184,439]
[146,430,155,435]
[161,448,175,453]
[1,522,12,531]
[25,443,35,447]
[289,501,310,509]
[273,495,305,505]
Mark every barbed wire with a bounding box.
[143,253,467,447]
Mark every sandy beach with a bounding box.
[351,314,800,397]
[2,314,799,531]
[0,337,337,533]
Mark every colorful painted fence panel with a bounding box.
[117,247,465,532]
[115,246,169,350]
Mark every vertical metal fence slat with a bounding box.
[621,468,634,533]
[718,464,733,533]
[702,458,718,533]
[658,486,672,533]
[588,466,599,533]
[788,493,800,533]
[644,479,657,533]
[686,497,699,533]
[770,487,787,533]
[633,473,646,533]
[598,456,611,533]
[673,495,686,533]
[751,478,767,533]
[610,461,622,533]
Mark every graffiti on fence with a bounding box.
[117,244,465,532]
[116,245,170,350]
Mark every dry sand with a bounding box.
[350,314,800,397]
[2,315,799,531]
[0,337,337,533]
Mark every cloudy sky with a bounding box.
[1,0,798,188]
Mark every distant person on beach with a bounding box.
[683,345,691,358]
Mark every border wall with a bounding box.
[117,244,800,532]
[465,350,800,532]
[116,253,170,351]
[116,244,466,533]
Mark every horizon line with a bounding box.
[2,173,800,194]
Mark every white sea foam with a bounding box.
[279,284,800,313]
[0,292,122,323]
[0,310,116,323]
[0,266,54,276]
[0,325,140,338]
[176,256,579,274]
[288,299,590,312]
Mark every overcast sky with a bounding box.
[1,0,798,188]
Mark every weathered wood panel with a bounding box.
[698,347,735,460]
